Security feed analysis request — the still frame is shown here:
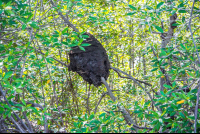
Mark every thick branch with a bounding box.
[161,13,177,48]
[101,77,138,132]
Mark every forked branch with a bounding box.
[101,77,139,131]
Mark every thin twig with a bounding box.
[94,92,107,114]
[49,0,79,33]
[86,84,91,115]
[23,112,34,132]
[12,101,44,110]
[33,42,48,133]
[0,84,27,133]
[188,0,200,63]
[111,66,161,112]
[188,1,200,132]
[35,49,68,67]
[194,86,200,133]
[45,62,66,133]
[132,124,153,130]
[94,90,119,114]
[111,67,152,86]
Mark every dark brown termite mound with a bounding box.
[68,32,110,87]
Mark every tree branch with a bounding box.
[35,49,69,67]
[188,1,200,132]
[101,77,138,132]
[94,90,119,114]
[111,66,152,86]
[49,0,79,33]
[111,66,161,112]
[0,84,28,133]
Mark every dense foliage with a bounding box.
[0,0,200,133]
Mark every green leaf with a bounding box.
[81,43,91,47]
[16,89,23,93]
[182,16,185,23]
[146,5,153,10]
[171,23,179,26]
[170,112,176,116]
[151,68,158,72]
[7,95,15,100]
[5,1,12,7]
[42,41,50,45]
[82,35,89,38]
[179,112,185,118]
[160,91,165,96]
[22,99,26,106]
[172,81,176,87]
[152,24,163,33]
[0,9,3,14]
[156,2,164,9]
[163,84,171,89]
[29,21,39,29]
[99,113,106,118]
[0,107,4,114]
[178,10,186,13]
[77,14,83,17]
[8,111,11,118]
[128,5,137,10]
[22,24,26,30]
[127,12,136,15]
[61,42,68,46]
[81,127,86,132]
[62,27,68,34]
[44,113,52,116]
[180,43,186,50]
[3,71,13,80]
[134,110,141,113]
[160,49,167,56]
[171,10,176,15]
[79,46,85,51]
[52,34,59,37]
[27,14,33,22]
[85,113,88,120]
[88,114,94,120]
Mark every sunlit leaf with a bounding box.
[177,100,185,104]
[79,46,85,51]
[16,89,23,93]
[47,80,50,84]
